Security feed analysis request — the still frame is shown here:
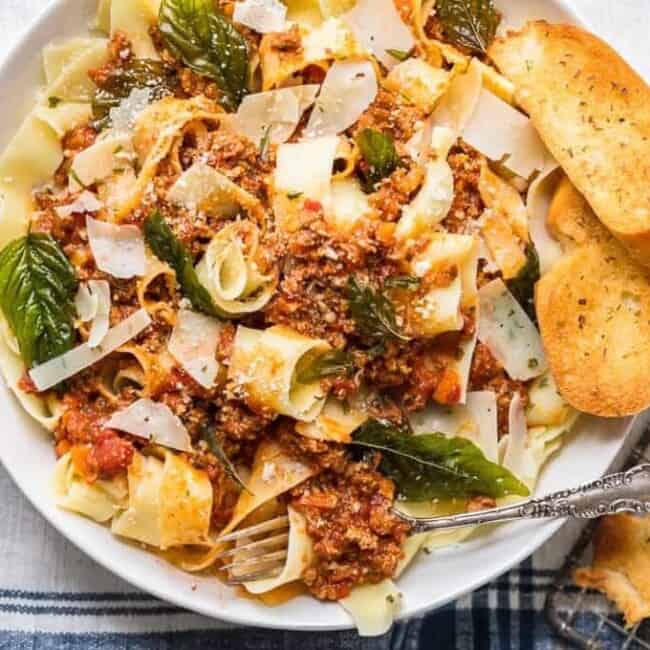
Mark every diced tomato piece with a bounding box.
[88,430,134,479]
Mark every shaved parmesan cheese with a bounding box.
[69,133,133,191]
[74,283,98,323]
[275,136,338,200]
[340,579,402,637]
[87,216,145,279]
[342,0,415,68]
[302,17,358,62]
[432,59,483,135]
[105,399,192,452]
[167,163,243,218]
[478,279,546,381]
[75,280,111,348]
[410,404,477,438]
[29,309,151,391]
[454,332,477,404]
[233,85,320,146]
[466,391,498,463]
[168,309,222,389]
[411,275,464,337]
[526,373,571,428]
[56,191,103,218]
[396,160,454,241]
[233,0,287,32]
[328,177,372,230]
[295,398,367,442]
[526,162,563,273]
[304,61,377,138]
[110,87,152,133]
[502,393,533,485]
[385,59,450,112]
[411,233,475,277]
[462,88,548,178]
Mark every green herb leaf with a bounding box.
[435,0,501,56]
[0,234,77,368]
[144,211,220,318]
[356,128,399,193]
[200,423,248,492]
[347,276,410,343]
[159,0,248,110]
[297,349,356,384]
[353,419,530,500]
[384,275,421,291]
[385,48,411,62]
[506,245,540,324]
[48,96,63,108]
[92,59,179,129]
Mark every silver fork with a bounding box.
[216,464,650,584]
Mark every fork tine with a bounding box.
[225,566,284,584]
[212,532,290,561]
[222,549,288,572]
[217,515,290,543]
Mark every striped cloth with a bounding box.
[0,448,619,650]
[1,1,650,649]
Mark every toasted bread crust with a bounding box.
[536,181,650,416]
[574,514,650,626]
[490,22,650,265]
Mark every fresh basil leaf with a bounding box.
[385,48,411,62]
[347,276,410,343]
[0,234,77,368]
[297,349,355,384]
[353,419,530,500]
[435,0,501,56]
[159,0,248,110]
[506,245,540,324]
[200,423,249,492]
[92,59,179,129]
[144,211,220,318]
[356,128,399,193]
[384,275,421,291]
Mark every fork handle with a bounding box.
[406,464,650,535]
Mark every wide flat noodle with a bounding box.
[112,451,212,549]
[342,0,414,68]
[340,580,402,637]
[229,325,330,421]
[385,59,450,113]
[45,38,109,102]
[242,507,313,593]
[116,97,225,221]
[43,37,101,84]
[295,398,367,443]
[110,0,161,59]
[53,452,128,523]
[220,440,317,535]
[195,221,276,316]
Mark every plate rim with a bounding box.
[0,0,625,633]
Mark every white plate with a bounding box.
[0,0,634,632]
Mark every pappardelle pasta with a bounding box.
[0,0,582,636]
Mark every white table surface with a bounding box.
[0,0,648,632]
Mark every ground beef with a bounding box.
[287,446,410,600]
[88,430,134,478]
[264,217,399,348]
[353,89,427,145]
[443,142,486,234]
[369,164,425,223]
[469,342,529,434]
[53,124,98,187]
